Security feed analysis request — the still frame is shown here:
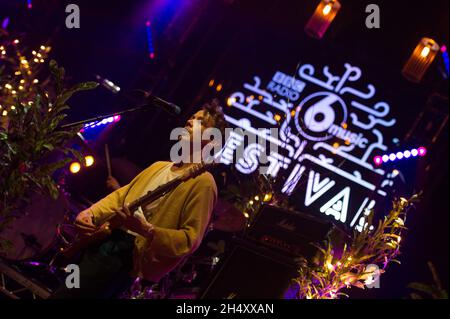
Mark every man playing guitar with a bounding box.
[52,100,226,298]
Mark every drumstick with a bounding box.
[105,144,112,177]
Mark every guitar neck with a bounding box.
[127,162,213,213]
[128,176,183,212]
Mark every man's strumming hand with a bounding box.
[116,205,155,240]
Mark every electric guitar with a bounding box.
[61,162,214,259]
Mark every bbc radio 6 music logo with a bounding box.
[216,62,398,232]
[293,91,368,149]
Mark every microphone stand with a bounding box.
[60,104,154,129]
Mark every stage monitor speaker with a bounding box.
[200,238,298,299]
[246,204,337,258]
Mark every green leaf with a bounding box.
[42,144,54,151]
[352,281,366,289]
[57,81,98,105]
[408,282,440,298]
[336,292,349,298]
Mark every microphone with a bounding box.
[95,74,121,93]
[143,92,182,116]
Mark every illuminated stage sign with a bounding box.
[222,63,397,231]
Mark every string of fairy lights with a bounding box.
[0,38,51,118]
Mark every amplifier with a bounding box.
[200,206,343,299]
[245,204,336,258]
[200,238,298,299]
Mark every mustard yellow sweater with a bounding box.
[89,161,217,282]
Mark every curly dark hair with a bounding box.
[202,98,227,136]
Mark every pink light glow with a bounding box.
[441,45,447,53]
[418,146,427,156]
[374,156,382,166]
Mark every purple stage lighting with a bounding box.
[374,156,382,166]
[418,146,427,156]
[373,146,427,166]
[81,115,121,132]
[146,20,156,59]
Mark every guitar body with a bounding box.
[61,216,123,259]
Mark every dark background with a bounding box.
[1,0,448,298]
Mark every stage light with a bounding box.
[441,45,449,77]
[374,146,427,166]
[1,17,9,29]
[305,0,341,39]
[84,155,95,167]
[374,156,382,166]
[216,84,223,92]
[69,162,81,174]
[82,115,121,131]
[420,46,431,58]
[402,38,439,83]
[145,20,155,59]
[227,97,236,106]
[418,146,427,156]
[322,4,332,15]
[392,169,400,177]
[263,193,273,202]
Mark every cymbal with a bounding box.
[212,199,246,232]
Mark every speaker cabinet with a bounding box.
[200,238,298,299]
